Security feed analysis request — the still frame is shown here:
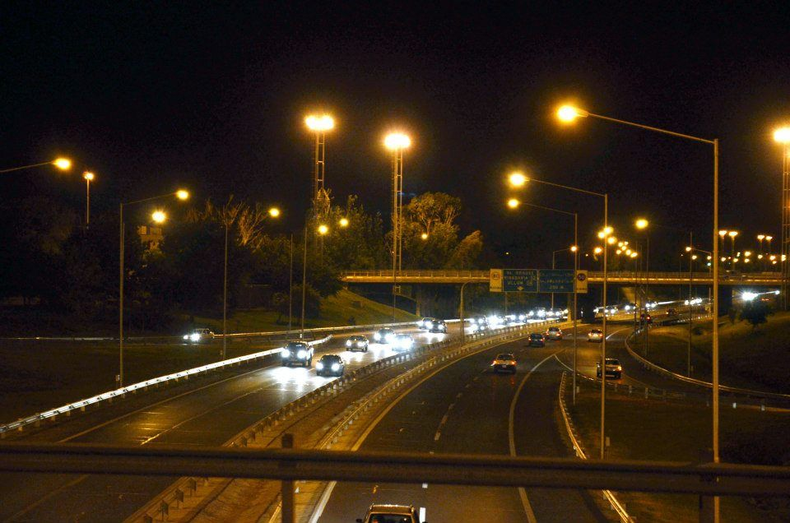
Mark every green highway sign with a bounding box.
[538,269,575,293]
[490,269,538,292]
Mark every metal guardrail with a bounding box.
[624,327,790,402]
[0,336,332,438]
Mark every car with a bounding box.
[356,504,421,523]
[183,328,214,343]
[640,312,653,324]
[393,333,414,351]
[491,352,517,373]
[545,326,563,340]
[373,328,396,344]
[417,317,437,330]
[428,319,447,333]
[597,357,623,379]
[345,335,369,352]
[315,354,345,377]
[666,308,677,316]
[280,341,313,367]
[528,332,545,347]
[587,329,603,342]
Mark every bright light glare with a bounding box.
[269,207,281,218]
[384,133,411,150]
[507,198,520,209]
[594,247,603,254]
[718,230,728,237]
[742,292,757,302]
[421,232,429,240]
[607,236,617,245]
[151,210,166,223]
[630,252,638,258]
[317,224,329,235]
[83,171,95,181]
[635,218,649,229]
[557,105,588,122]
[176,190,190,200]
[53,158,72,170]
[570,245,578,252]
[728,231,738,238]
[774,127,790,144]
[508,172,527,187]
[339,217,349,227]
[305,114,335,132]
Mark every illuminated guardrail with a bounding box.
[0,336,332,438]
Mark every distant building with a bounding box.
[137,225,164,251]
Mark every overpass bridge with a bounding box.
[341,269,783,286]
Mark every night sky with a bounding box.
[3,3,789,269]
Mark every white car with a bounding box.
[393,333,414,351]
[183,328,214,343]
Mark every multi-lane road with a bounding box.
[2,317,758,522]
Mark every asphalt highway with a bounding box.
[0,324,457,522]
[317,335,607,523]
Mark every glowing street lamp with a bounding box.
[508,171,527,187]
[338,217,349,228]
[151,210,166,223]
[507,198,520,209]
[269,207,281,218]
[421,232,429,240]
[119,189,190,387]
[317,224,329,235]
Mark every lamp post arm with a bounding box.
[0,161,57,173]
[587,113,715,145]
[529,177,605,198]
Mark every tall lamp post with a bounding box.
[728,231,739,270]
[508,195,579,405]
[558,105,721,519]
[385,132,411,321]
[119,189,189,387]
[774,127,790,309]
[509,171,607,455]
[83,171,95,226]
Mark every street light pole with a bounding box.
[222,224,229,360]
[83,171,94,226]
[688,232,694,377]
[118,190,189,388]
[385,133,410,322]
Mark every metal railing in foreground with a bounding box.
[1,442,789,497]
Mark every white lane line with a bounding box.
[433,431,441,441]
[447,403,455,410]
[440,414,449,425]
[508,349,562,523]
[456,392,463,399]
[473,376,479,381]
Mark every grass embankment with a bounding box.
[192,288,417,333]
[568,384,790,522]
[0,290,417,425]
[630,311,790,394]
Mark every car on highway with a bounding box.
[491,352,517,373]
[356,504,421,523]
[528,332,545,347]
[373,328,396,344]
[417,317,437,330]
[428,319,447,333]
[545,326,563,340]
[597,357,623,379]
[393,333,415,351]
[315,354,345,377]
[183,327,214,343]
[345,335,369,352]
[666,308,677,316]
[587,329,603,342]
[280,341,313,367]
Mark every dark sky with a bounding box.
[3,2,789,269]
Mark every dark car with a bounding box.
[280,341,313,367]
[528,332,545,347]
[316,354,345,377]
[373,328,396,344]
[597,357,623,379]
[428,319,447,333]
[417,317,437,330]
[345,335,369,352]
[491,352,517,373]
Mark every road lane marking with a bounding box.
[508,349,562,523]
[433,431,441,441]
[456,392,463,399]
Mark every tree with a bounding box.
[740,301,769,331]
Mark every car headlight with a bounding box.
[617,365,623,371]
[345,340,351,347]
[331,363,340,371]
[183,335,189,340]
[316,362,324,370]
[190,333,201,342]
[426,321,433,328]
[297,350,307,359]
[281,348,291,356]
[374,333,381,341]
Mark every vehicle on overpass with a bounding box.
[357,504,421,523]
[491,352,517,373]
[280,341,313,367]
[346,335,369,352]
[315,354,345,377]
[597,357,623,379]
